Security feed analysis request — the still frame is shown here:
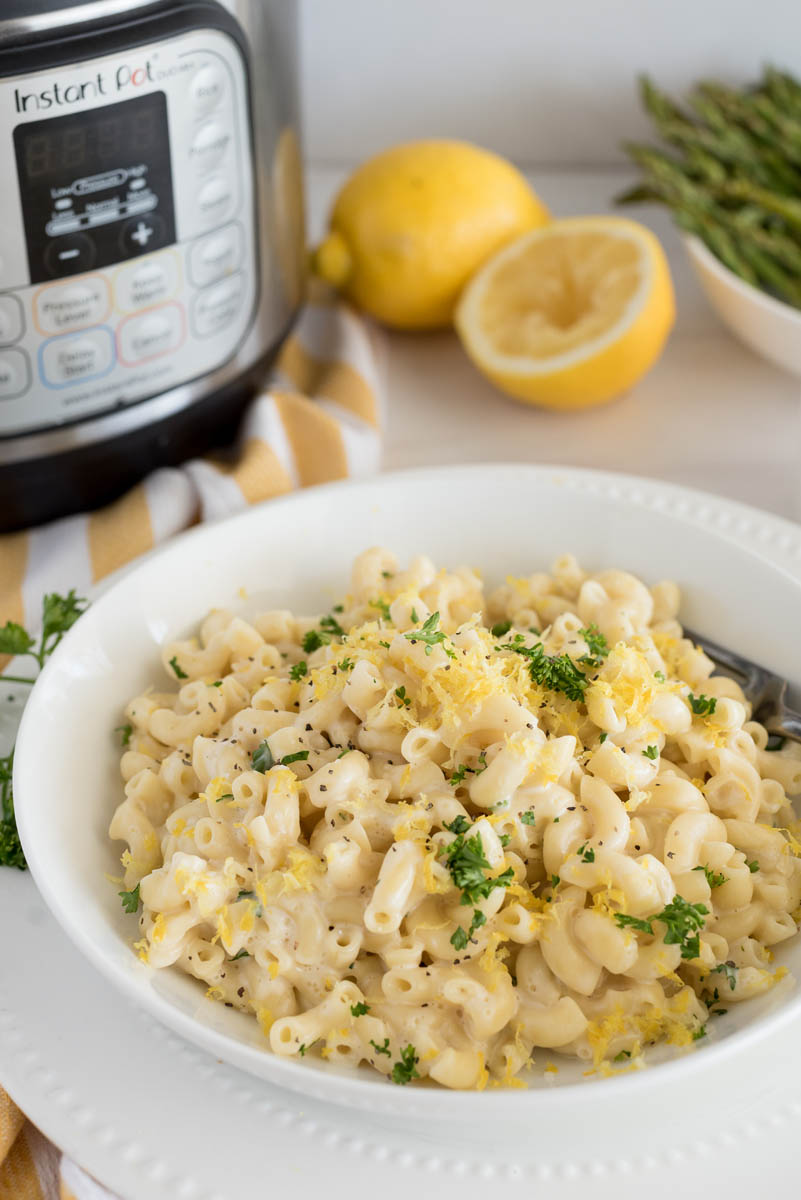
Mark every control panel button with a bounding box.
[120,214,168,258]
[35,277,110,335]
[44,233,96,278]
[188,223,244,288]
[0,295,24,345]
[118,303,185,364]
[114,252,179,312]
[191,272,245,337]
[190,121,232,173]
[191,63,226,114]
[196,177,234,229]
[0,348,30,399]
[40,328,114,386]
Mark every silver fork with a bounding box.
[684,628,801,744]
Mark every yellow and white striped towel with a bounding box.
[0,296,384,1200]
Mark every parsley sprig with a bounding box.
[403,611,455,659]
[391,1044,420,1085]
[693,864,727,889]
[614,895,709,959]
[0,590,89,869]
[118,883,141,913]
[688,693,717,716]
[302,613,345,654]
[578,624,610,668]
[439,819,514,905]
[500,634,589,702]
[450,908,487,950]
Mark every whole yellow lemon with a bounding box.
[313,140,549,330]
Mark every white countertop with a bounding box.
[307,165,801,521]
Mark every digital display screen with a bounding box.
[14,92,176,283]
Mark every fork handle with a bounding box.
[763,706,801,744]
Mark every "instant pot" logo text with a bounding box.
[13,56,189,113]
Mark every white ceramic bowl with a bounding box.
[13,464,801,1117]
[684,233,801,375]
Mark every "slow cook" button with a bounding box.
[189,121,232,173]
[187,223,244,288]
[34,276,110,335]
[195,176,234,229]
[190,63,226,114]
[0,349,30,398]
[114,252,179,312]
[118,302,185,364]
[40,328,114,386]
[0,295,24,345]
[191,273,245,337]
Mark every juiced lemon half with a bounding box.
[455,216,675,409]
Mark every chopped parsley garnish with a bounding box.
[289,661,308,681]
[599,732,608,743]
[450,908,486,950]
[215,793,234,803]
[411,607,419,622]
[654,670,666,683]
[503,636,589,701]
[614,896,708,959]
[210,680,223,688]
[169,655,188,679]
[299,1040,319,1057]
[578,623,609,667]
[252,740,274,772]
[498,833,511,847]
[440,823,514,905]
[333,604,345,612]
[395,686,411,709]
[0,621,34,658]
[378,639,391,649]
[118,883,140,913]
[381,572,392,581]
[301,613,345,654]
[642,745,658,760]
[350,1001,370,1017]
[449,752,487,786]
[337,657,354,671]
[688,693,717,716]
[236,890,256,901]
[391,1044,420,1085]
[692,1024,707,1041]
[403,611,455,659]
[115,723,133,746]
[231,948,250,960]
[711,961,738,991]
[613,1049,631,1062]
[576,843,595,863]
[550,874,560,888]
[747,859,760,873]
[520,810,536,826]
[280,750,309,766]
[370,598,392,622]
[490,620,512,638]
[693,864,727,888]
[370,1037,391,1057]
[443,814,471,836]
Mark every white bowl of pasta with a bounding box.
[13,464,801,1116]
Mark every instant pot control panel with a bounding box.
[0,26,257,437]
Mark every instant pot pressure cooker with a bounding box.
[0,0,305,530]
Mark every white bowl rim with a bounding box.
[683,232,801,324]
[13,461,801,1114]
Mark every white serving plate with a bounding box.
[12,464,801,1121]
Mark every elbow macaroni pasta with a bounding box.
[110,549,801,1088]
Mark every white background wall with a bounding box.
[299,0,801,165]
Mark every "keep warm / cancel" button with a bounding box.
[117,302,186,364]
